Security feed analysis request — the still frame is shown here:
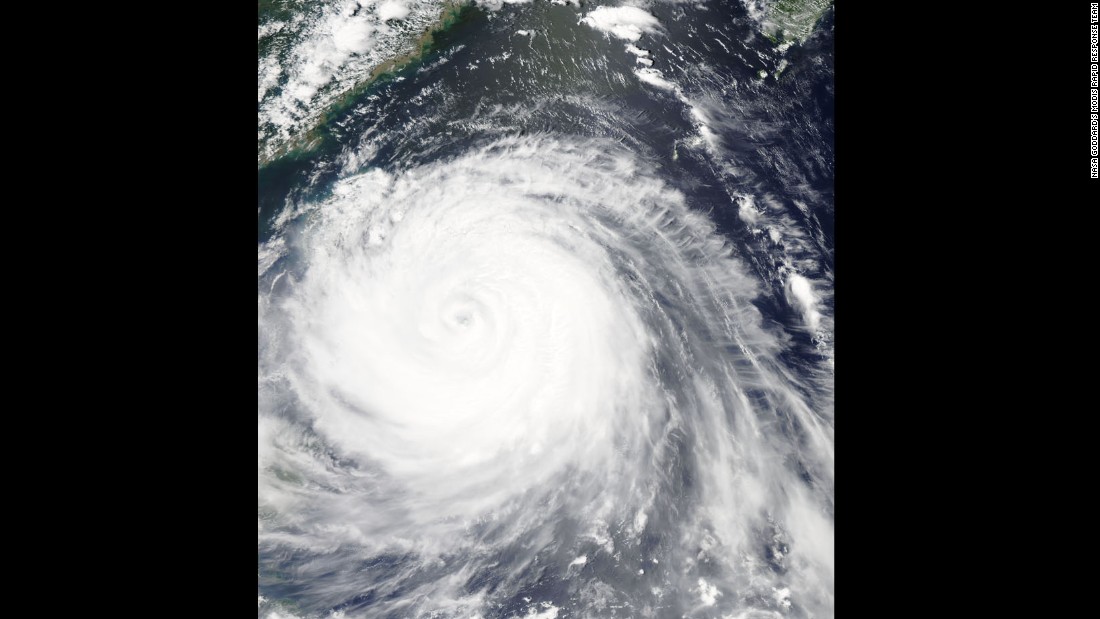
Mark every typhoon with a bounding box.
[259,1,834,618]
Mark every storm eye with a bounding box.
[452,310,472,327]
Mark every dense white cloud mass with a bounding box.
[259,135,833,618]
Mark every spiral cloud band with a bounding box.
[258,136,834,618]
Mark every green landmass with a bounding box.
[259,0,472,167]
[762,0,832,44]
[322,1,468,124]
[258,0,297,24]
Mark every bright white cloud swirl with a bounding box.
[258,135,833,618]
